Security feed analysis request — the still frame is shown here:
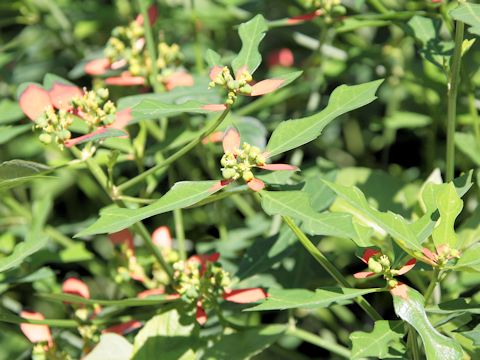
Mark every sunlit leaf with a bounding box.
[432,183,463,250]
[245,287,381,311]
[84,334,133,360]
[350,320,405,359]
[450,3,480,36]
[76,181,226,237]
[231,14,268,75]
[265,80,383,157]
[392,285,463,360]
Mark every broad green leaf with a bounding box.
[266,70,303,91]
[325,181,421,253]
[133,309,197,360]
[132,100,219,119]
[66,128,127,146]
[205,49,222,68]
[412,171,473,244]
[43,73,77,89]
[408,16,440,46]
[245,287,381,311]
[453,243,480,271]
[455,132,480,166]
[0,125,30,145]
[84,334,133,360]
[203,325,285,360]
[350,320,405,359]
[265,80,383,157]
[260,190,358,240]
[461,324,480,346]
[392,286,463,360]
[432,183,463,249]
[231,14,268,74]
[0,159,51,191]
[76,181,223,237]
[450,3,480,36]
[38,292,177,307]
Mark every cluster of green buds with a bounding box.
[105,20,145,66]
[367,254,401,288]
[31,344,68,360]
[35,106,74,146]
[301,0,345,22]
[221,142,265,182]
[172,260,231,309]
[70,88,116,129]
[209,67,253,105]
[431,244,461,267]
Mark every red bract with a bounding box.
[18,83,131,147]
[287,9,324,25]
[421,244,460,266]
[221,128,297,191]
[62,277,91,299]
[20,311,53,348]
[152,226,173,249]
[108,229,135,254]
[103,320,143,335]
[268,48,294,68]
[353,249,416,279]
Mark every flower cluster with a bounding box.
[354,249,416,289]
[422,244,460,268]
[219,128,297,191]
[209,66,253,105]
[70,89,116,129]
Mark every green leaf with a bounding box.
[450,3,480,36]
[0,196,50,273]
[203,325,285,360]
[392,286,463,360]
[385,111,431,130]
[325,181,421,253]
[432,183,463,250]
[133,309,197,360]
[456,132,480,166]
[245,287,381,311]
[0,99,24,125]
[0,159,51,191]
[260,190,358,239]
[0,125,30,145]
[461,324,480,346]
[84,334,133,360]
[76,181,224,237]
[43,73,77,89]
[454,243,480,271]
[231,14,268,74]
[350,320,405,359]
[132,100,218,119]
[265,80,383,157]
[205,49,222,68]
[38,292,177,307]
[426,298,480,315]
[408,16,440,46]
[67,128,128,146]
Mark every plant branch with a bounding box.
[446,19,464,182]
[282,216,382,321]
[118,108,230,192]
[287,327,351,359]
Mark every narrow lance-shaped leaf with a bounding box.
[432,183,463,250]
[75,181,226,237]
[350,320,405,359]
[450,3,480,36]
[325,181,422,254]
[245,287,381,311]
[132,100,224,119]
[265,80,383,157]
[392,285,463,360]
[205,49,222,68]
[0,159,52,191]
[231,14,268,75]
[39,293,178,307]
[260,190,358,240]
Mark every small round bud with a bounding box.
[39,133,52,144]
[242,170,254,182]
[378,255,390,268]
[368,257,383,274]
[388,279,398,288]
[222,168,237,179]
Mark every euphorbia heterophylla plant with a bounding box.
[3,1,480,359]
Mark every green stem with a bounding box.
[138,0,161,92]
[118,108,230,192]
[367,0,389,14]
[173,208,186,260]
[287,327,351,359]
[282,216,382,321]
[407,325,422,360]
[423,268,440,304]
[446,19,464,182]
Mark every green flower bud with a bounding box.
[239,84,252,94]
[388,279,398,288]
[39,133,52,144]
[378,255,390,268]
[242,170,254,182]
[222,168,237,179]
[368,257,383,274]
